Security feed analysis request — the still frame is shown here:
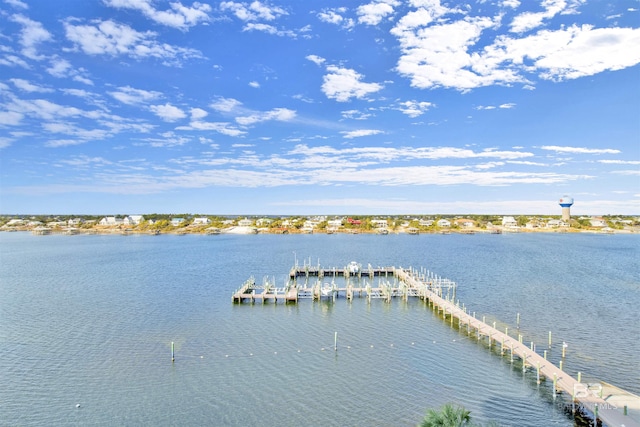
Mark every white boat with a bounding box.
[348,261,359,274]
[321,284,333,297]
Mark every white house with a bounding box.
[501,216,518,228]
[124,215,145,225]
[327,219,343,228]
[256,218,272,226]
[192,217,211,225]
[455,219,475,228]
[99,216,123,226]
[237,218,253,227]
[371,219,388,228]
[419,219,434,227]
[589,218,607,227]
[171,218,185,226]
[437,219,451,228]
[68,218,83,226]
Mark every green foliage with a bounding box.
[420,403,471,427]
[419,403,500,427]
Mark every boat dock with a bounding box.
[231,262,639,427]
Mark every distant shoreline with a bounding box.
[3,225,637,236]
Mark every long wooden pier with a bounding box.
[231,263,638,427]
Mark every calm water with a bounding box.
[1,232,638,426]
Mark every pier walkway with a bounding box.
[231,263,638,427]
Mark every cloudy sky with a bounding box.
[1,0,639,215]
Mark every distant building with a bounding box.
[171,218,185,226]
[237,218,253,227]
[99,216,123,226]
[501,216,518,228]
[437,219,451,228]
[559,196,574,222]
[371,219,388,228]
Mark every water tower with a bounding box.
[559,196,574,222]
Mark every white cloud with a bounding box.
[210,97,242,113]
[598,160,640,165]
[341,109,372,120]
[0,137,14,149]
[509,0,570,33]
[321,65,383,102]
[505,25,640,81]
[46,58,72,78]
[0,111,24,126]
[541,145,621,154]
[392,15,517,91]
[64,19,203,65]
[396,100,433,117]
[4,0,28,9]
[242,23,296,37]
[176,120,246,137]
[317,9,345,25]
[190,108,208,120]
[357,1,399,26]
[104,0,211,30]
[108,86,162,105]
[10,78,53,93]
[7,98,84,120]
[391,3,640,91]
[149,103,187,122]
[220,1,287,21]
[500,0,520,8]
[306,54,325,66]
[0,54,29,68]
[10,14,52,60]
[341,129,383,139]
[236,108,296,125]
[475,103,515,110]
[248,81,260,88]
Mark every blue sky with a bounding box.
[1,0,639,216]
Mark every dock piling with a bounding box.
[171,341,175,362]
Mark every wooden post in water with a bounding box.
[577,372,581,383]
[510,344,514,363]
[536,362,540,384]
[562,341,567,358]
[559,360,563,371]
[518,334,522,343]
[544,350,547,360]
[505,327,508,337]
[523,352,527,373]
[553,373,557,397]
[517,312,520,329]
[548,331,552,348]
[334,332,338,352]
[171,341,175,362]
